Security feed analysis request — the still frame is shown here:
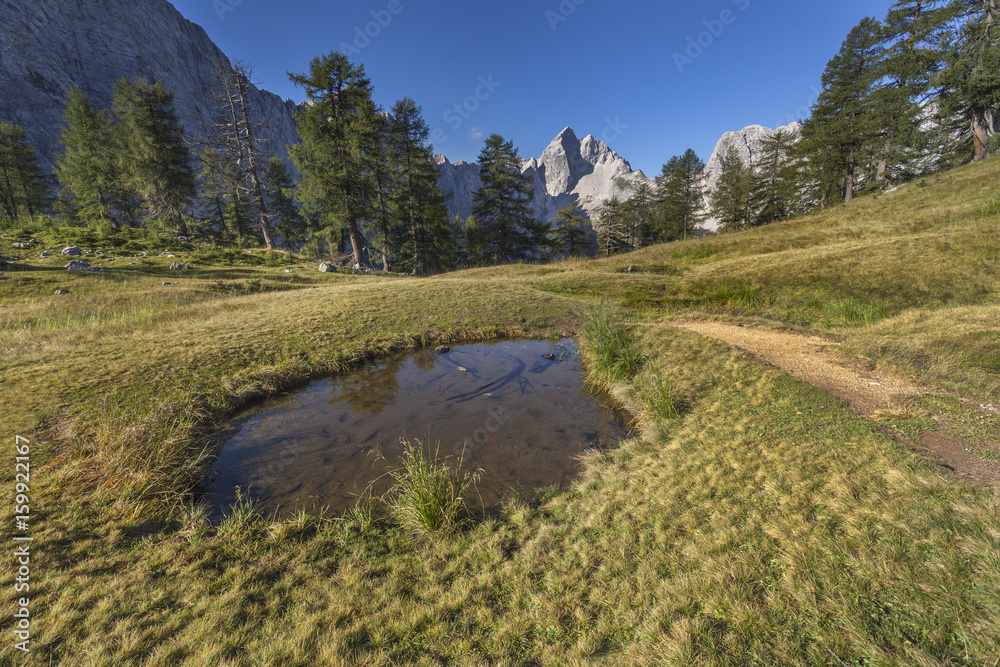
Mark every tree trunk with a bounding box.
[877,138,892,184]
[234,68,275,249]
[971,109,991,162]
[845,149,856,203]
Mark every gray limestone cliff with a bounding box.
[700,122,802,230]
[0,0,299,170]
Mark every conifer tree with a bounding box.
[800,18,884,203]
[657,149,705,241]
[620,179,659,247]
[388,98,453,275]
[470,134,544,265]
[547,201,596,259]
[939,0,1000,162]
[709,144,754,231]
[112,78,196,235]
[596,195,627,257]
[288,53,376,268]
[876,0,955,180]
[264,157,306,251]
[55,87,122,228]
[0,122,47,224]
[752,128,802,226]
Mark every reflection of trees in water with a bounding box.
[411,349,438,372]
[328,358,403,417]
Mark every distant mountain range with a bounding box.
[0,0,802,234]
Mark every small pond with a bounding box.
[208,339,631,519]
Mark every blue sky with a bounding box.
[168,0,894,175]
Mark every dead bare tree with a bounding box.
[209,59,277,249]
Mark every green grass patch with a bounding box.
[381,438,482,537]
[578,305,644,389]
[823,297,891,326]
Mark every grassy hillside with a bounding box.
[1,159,999,665]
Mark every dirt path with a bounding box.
[672,320,1000,488]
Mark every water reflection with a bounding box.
[208,339,629,520]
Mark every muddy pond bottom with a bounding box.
[208,339,630,520]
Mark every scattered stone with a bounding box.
[282,269,293,273]
[13,242,32,248]
[161,282,176,285]
[318,263,333,273]
[54,289,70,295]
[625,265,634,274]
[435,346,451,354]
[106,258,115,262]
[39,251,51,258]
[61,246,83,256]
[176,236,190,242]
[66,260,92,271]
[457,366,468,373]
[542,353,556,361]
[169,263,190,270]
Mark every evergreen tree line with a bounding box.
[800,0,1000,205]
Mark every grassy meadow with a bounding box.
[1,158,999,665]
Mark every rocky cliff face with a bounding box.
[0,0,299,170]
[700,122,802,230]
[435,127,647,227]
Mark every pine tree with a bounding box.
[547,201,597,259]
[112,78,196,235]
[470,134,544,265]
[263,157,306,251]
[388,98,453,275]
[709,144,754,231]
[288,53,377,269]
[800,18,885,203]
[939,0,1000,162]
[752,128,802,226]
[0,122,47,224]
[657,149,705,241]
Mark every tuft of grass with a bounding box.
[383,438,481,537]
[218,488,267,541]
[578,305,644,389]
[698,283,763,310]
[980,198,1000,217]
[824,297,890,326]
[639,371,686,423]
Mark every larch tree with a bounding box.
[547,201,596,259]
[388,98,453,275]
[657,149,706,241]
[752,128,802,226]
[288,52,376,269]
[55,87,124,228]
[709,144,754,232]
[111,77,196,235]
[939,0,1000,162]
[264,157,307,251]
[470,134,545,265]
[800,18,884,204]
[0,122,47,224]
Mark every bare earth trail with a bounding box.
[671,320,1000,489]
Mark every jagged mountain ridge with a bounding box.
[0,0,299,170]
[436,123,803,232]
[435,127,648,226]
